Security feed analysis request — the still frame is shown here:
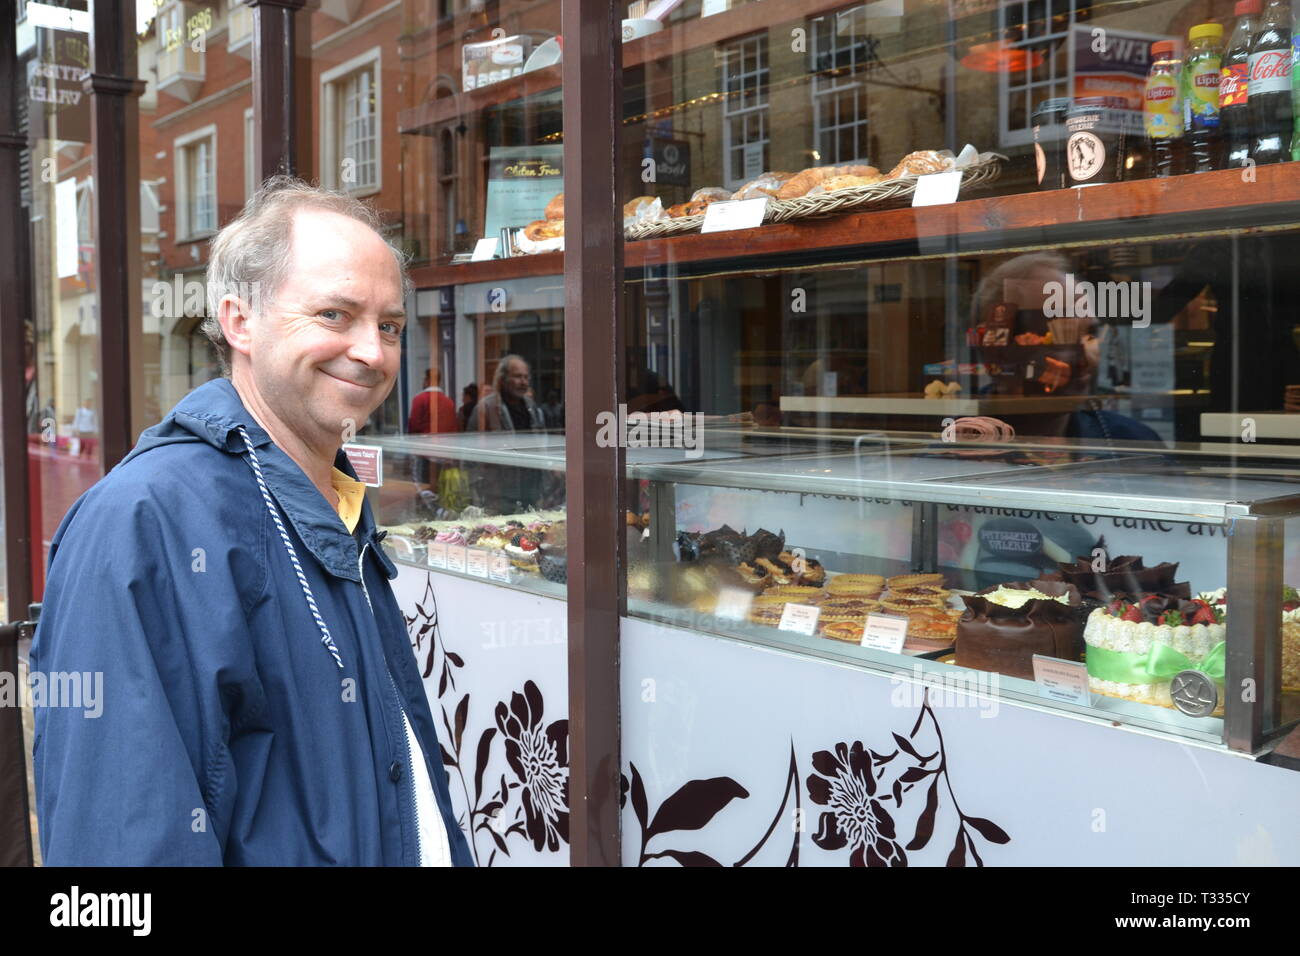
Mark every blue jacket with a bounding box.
[31,378,474,866]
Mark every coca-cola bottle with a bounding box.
[1222,0,1260,169]
[1248,0,1294,164]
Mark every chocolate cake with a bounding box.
[955,581,1085,680]
[1048,554,1185,603]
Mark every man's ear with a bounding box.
[218,294,256,361]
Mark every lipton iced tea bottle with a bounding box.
[1145,41,1185,176]
[1186,23,1225,171]
[1222,0,1261,169]
[1248,0,1293,164]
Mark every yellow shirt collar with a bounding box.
[330,466,366,534]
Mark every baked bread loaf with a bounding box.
[623,195,659,218]
[776,164,880,199]
[808,172,887,194]
[732,172,794,201]
[544,192,564,221]
[666,200,709,218]
[690,186,731,203]
[887,150,953,179]
[524,219,564,241]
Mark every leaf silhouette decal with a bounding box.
[630,763,649,833]
[473,727,495,796]
[645,849,723,867]
[906,779,940,852]
[454,693,469,753]
[893,732,921,759]
[647,777,749,839]
[947,829,967,867]
[964,816,1011,845]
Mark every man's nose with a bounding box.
[346,322,386,366]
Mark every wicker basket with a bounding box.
[623,153,1007,241]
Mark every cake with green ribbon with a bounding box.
[1084,593,1225,713]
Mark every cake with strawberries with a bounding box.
[1198,586,1300,693]
[1083,593,1225,712]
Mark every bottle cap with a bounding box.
[1189,23,1224,41]
[1151,40,1174,56]
[1234,0,1261,15]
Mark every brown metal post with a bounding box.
[0,0,32,617]
[563,0,624,866]
[0,0,35,868]
[250,0,308,182]
[85,1,146,470]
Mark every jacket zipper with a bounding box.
[358,541,424,867]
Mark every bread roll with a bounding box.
[731,172,794,201]
[544,193,564,221]
[690,186,731,203]
[776,164,880,199]
[887,150,952,179]
[623,195,658,218]
[524,219,564,241]
[810,173,887,194]
[666,200,709,218]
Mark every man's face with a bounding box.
[503,359,530,399]
[235,208,404,448]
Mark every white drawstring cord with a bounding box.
[237,425,345,669]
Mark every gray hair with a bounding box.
[203,175,412,375]
[970,251,1070,326]
[493,353,528,393]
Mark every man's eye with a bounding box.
[381,322,401,335]
[320,309,341,320]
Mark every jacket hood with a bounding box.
[124,377,389,583]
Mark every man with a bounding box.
[30,177,473,866]
[467,354,545,433]
[407,367,458,434]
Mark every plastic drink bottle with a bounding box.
[1248,0,1293,164]
[1221,0,1260,169]
[1186,23,1224,171]
[1145,41,1185,176]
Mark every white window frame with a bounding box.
[809,6,873,166]
[998,0,1075,149]
[719,34,770,190]
[320,46,382,197]
[173,123,218,241]
[243,106,255,199]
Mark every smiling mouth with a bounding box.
[322,370,377,390]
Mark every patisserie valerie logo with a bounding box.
[1042,273,1151,327]
[595,404,704,459]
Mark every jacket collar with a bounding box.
[167,378,390,582]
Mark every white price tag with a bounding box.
[467,548,489,578]
[489,551,511,582]
[911,170,963,207]
[861,613,909,653]
[778,603,821,636]
[471,237,500,261]
[713,587,755,621]
[701,198,768,234]
[446,545,468,574]
[1031,655,1092,706]
[427,541,448,569]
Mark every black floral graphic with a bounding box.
[495,681,569,852]
[806,692,1010,867]
[807,740,906,867]
[403,572,570,866]
[621,744,801,867]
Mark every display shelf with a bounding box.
[409,164,1300,288]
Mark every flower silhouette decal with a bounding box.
[807,741,906,867]
[495,680,570,852]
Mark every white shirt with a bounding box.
[400,706,453,866]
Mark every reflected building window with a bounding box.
[720,34,770,188]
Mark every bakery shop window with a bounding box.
[808,6,879,166]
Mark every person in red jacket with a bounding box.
[407,367,459,434]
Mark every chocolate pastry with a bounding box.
[956,581,1085,680]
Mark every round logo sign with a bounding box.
[1067,131,1105,182]
[1170,670,1218,718]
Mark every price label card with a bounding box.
[489,551,511,582]
[446,545,468,574]
[778,603,821,636]
[713,587,755,621]
[911,170,963,207]
[471,237,500,261]
[861,613,909,653]
[427,541,448,570]
[701,198,768,234]
[1031,655,1091,706]
[466,548,489,578]
[341,444,383,487]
